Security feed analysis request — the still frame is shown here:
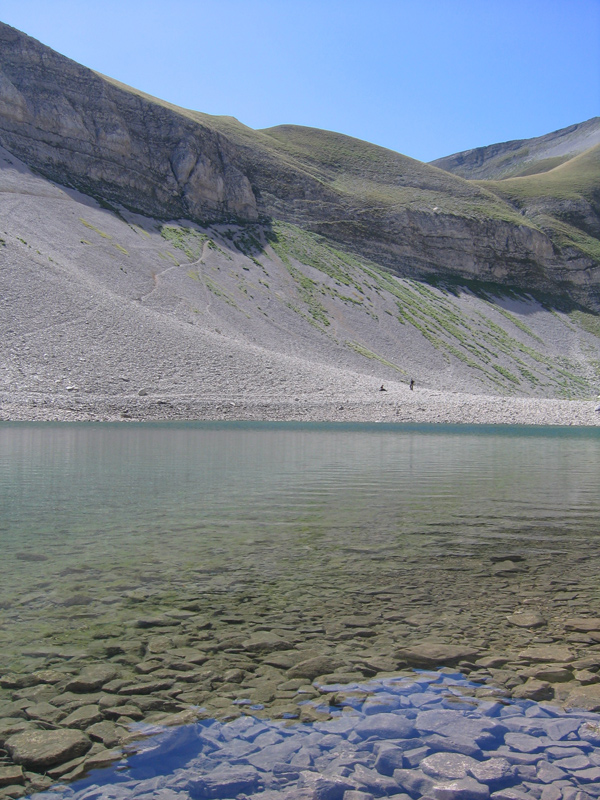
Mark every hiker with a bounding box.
[409,379,415,391]
[379,384,387,392]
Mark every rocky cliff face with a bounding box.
[1,22,599,310]
[0,23,258,221]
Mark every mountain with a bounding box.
[431,118,600,180]
[1,21,600,415]
[1,22,599,312]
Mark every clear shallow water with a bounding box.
[1,422,600,668]
[28,670,600,800]
[3,422,600,798]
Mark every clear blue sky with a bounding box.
[1,0,599,162]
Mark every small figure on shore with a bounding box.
[409,379,415,391]
[379,384,387,392]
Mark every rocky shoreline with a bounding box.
[1,390,600,426]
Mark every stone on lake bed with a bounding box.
[469,757,515,785]
[420,751,479,780]
[264,649,321,669]
[118,680,174,695]
[511,679,553,701]
[506,612,546,628]
[241,632,292,653]
[61,705,104,729]
[517,645,574,663]
[565,683,600,711]
[0,765,24,788]
[491,560,527,575]
[133,615,180,628]
[395,643,480,667]
[354,712,416,740]
[65,665,118,693]
[287,656,341,680]
[0,673,38,690]
[429,776,490,799]
[5,729,91,770]
[0,718,34,745]
[186,765,259,798]
[564,617,600,632]
[23,702,64,724]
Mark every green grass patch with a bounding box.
[346,342,406,373]
[570,310,600,338]
[79,218,111,239]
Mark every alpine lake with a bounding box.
[2,421,600,800]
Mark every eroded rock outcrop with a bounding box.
[0,23,257,222]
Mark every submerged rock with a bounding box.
[396,643,480,667]
[5,728,91,770]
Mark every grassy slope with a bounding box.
[99,74,534,231]
[480,145,600,261]
[92,76,600,300]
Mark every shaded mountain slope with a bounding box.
[1,22,599,309]
[431,117,600,180]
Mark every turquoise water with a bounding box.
[1,422,600,668]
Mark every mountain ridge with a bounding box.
[1,21,599,310]
[431,117,600,180]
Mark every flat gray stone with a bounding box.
[65,665,118,693]
[429,776,490,800]
[23,702,64,724]
[564,617,600,632]
[62,704,104,729]
[517,645,574,663]
[535,760,566,783]
[420,751,479,780]
[566,684,600,711]
[512,679,553,701]
[374,743,406,775]
[506,612,545,628]
[469,758,515,785]
[241,632,292,653]
[354,712,416,740]
[133,616,179,628]
[427,733,482,758]
[262,649,320,669]
[350,764,399,795]
[0,766,24,788]
[5,729,91,770]
[187,765,259,798]
[287,656,341,680]
[297,771,358,800]
[416,709,506,746]
[393,768,435,796]
[503,732,546,753]
[396,643,480,667]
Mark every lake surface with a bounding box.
[2,422,600,797]
[2,422,600,677]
